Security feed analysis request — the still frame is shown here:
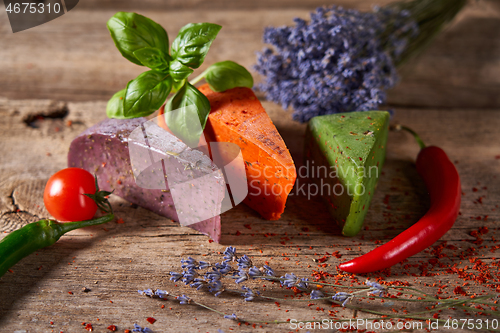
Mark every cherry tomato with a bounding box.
[43,168,98,222]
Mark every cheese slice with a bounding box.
[198,84,297,220]
[305,111,390,236]
[68,117,226,242]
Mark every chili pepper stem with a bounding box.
[392,124,426,149]
[59,213,115,234]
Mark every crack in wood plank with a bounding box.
[7,188,20,213]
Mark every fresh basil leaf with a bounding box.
[164,82,211,147]
[133,47,170,71]
[107,12,169,66]
[169,59,194,82]
[204,60,254,92]
[171,23,221,69]
[106,89,126,119]
[124,71,172,118]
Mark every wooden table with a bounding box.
[1,1,499,332]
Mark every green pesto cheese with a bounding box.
[305,111,389,236]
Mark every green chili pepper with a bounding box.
[0,213,114,278]
[0,173,114,279]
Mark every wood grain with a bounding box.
[0,96,498,332]
[0,1,499,331]
[0,1,499,108]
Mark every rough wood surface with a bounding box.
[0,1,499,332]
[0,95,499,332]
[0,1,499,108]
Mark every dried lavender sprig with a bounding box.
[262,265,275,276]
[281,273,309,291]
[169,271,182,282]
[192,264,448,307]
[176,267,495,311]
[455,302,500,317]
[365,280,387,297]
[214,262,232,274]
[236,255,252,269]
[182,269,197,285]
[235,270,249,284]
[248,266,263,279]
[382,0,467,66]
[174,286,500,318]
[137,289,154,297]
[208,280,224,297]
[228,274,433,299]
[137,288,234,318]
[331,292,353,307]
[189,278,205,290]
[168,250,500,323]
[223,313,238,321]
[223,246,237,262]
[218,285,499,310]
[132,323,153,333]
[241,286,260,302]
[231,288,500,320]
[310,289,325,300]
[177,294,191,305]
[180,257,197,270]
[155,289,168,299]
[135,288,500,330]
[205,268,223,282]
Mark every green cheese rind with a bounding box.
[305,111,390,236]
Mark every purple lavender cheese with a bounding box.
[68,117,225,242]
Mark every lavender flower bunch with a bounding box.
[255,0,466,122]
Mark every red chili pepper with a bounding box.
[339,126,461,273]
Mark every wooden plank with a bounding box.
[389,2,500,109]
[74,0,394,11]
[0,2,499,108]
[0,97,498,332]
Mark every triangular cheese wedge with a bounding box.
[199,84,296,220]
[305,111,390,236]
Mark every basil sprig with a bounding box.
[107,12,169,67]
[106,12,253,146]
[164,82,211,147]
[123,71,172,118]
[170,23,221,69]
[191,60,254,92]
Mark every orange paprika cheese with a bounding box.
[198,84,296,220]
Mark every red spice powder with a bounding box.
[453,286,467,296]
